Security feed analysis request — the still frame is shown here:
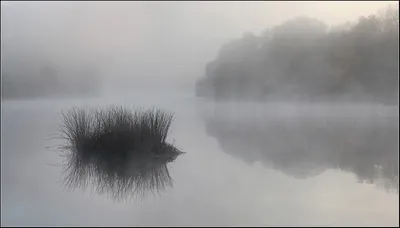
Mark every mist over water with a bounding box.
[1,1,399,226]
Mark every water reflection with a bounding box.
[61,148,182,201]
[202,103,399,192]
[57,106,184,201]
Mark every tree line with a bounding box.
[196,6,399,103]
[2,60,101,100]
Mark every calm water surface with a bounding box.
[1,92,399,226]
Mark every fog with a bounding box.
[1,1,399,226]
[1,1,397,97]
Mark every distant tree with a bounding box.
[196,6,399,103]
[40,64,59,85]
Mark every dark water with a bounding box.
[1,94,399,226]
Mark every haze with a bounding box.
[1,1,399,226]
[1,1,396,94]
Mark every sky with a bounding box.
[1,2,399,225]
[1,1,398,91]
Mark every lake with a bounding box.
[1,92,399,226]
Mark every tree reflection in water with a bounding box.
[203,103,398,193]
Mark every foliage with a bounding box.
[196,5,399,103]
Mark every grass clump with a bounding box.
[57,105,184,201]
